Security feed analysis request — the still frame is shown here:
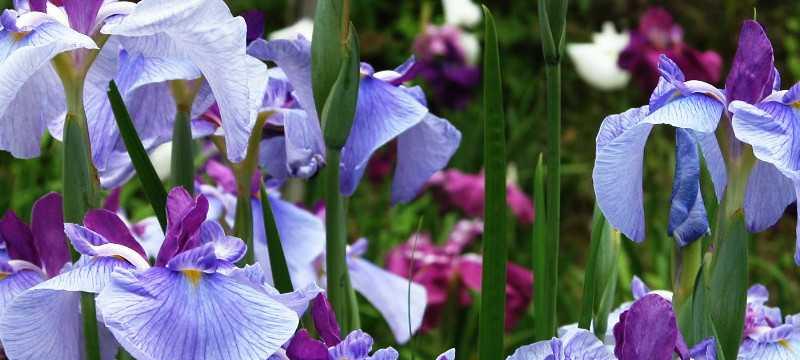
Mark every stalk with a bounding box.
[477,7,507,360]
[260,182,294,293]
[233,113,270,266]
[170,110,194,194]
[673,236,702,332]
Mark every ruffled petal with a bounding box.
[744,160,795,232]
[282,108,326,179]
[0,21,95,158]
[348,257,427,344]
[392,113,461,204]
[592,106,652,242]
[96,267,299,360]
[248,38,317,120]
[197,221,246,263]
[340,77,429,195]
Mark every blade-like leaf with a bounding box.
[592,223,620,337]
[171,110,194,194]
[478,6,507,360]
[578,203,605,330]
[260,182,293,293]
[532,153,554,340]
[107,81,167,231]
[709,212,748,360]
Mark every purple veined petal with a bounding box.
[64,224,150,270]
[311,293,342,346]
[725,20,775,105]
[130,216,164,260]
[347,257,427,344]
[744,160,795,232]
[694,130,727,201]
[265,281,323,317]
[329,330,374,360]
[157,188,209,266]
[614,294,678,360]
[0,21,96,158]
[560,328,616,359]
[668,129,709,247]
[688,338,716,360]
[63,0,103,35]
[747,284,770,305]
[96,266,299,360]
[730,99,800,176]
[286,329,329,360]
[260,137,291,181]
[282,108,326,179]
[30,192,70,278]
[368,348,399,360]
[795,184,800,265]
[196,221,246,263]
[340,76,429,196]
[505,338,557,359]
[0,269,43,316]
[739,327,800,360]
[592,106,653,242]
[0,257,131,360]
[392,113,462,204]
[248,38,318,121]
[166,187,197,226]
[165,242,218,273]
[0,211,39,265]
[84,209,147,259]
[631,275,650,300]
[643,92,724,134]
[253,196,324,289]
[436,349,455,360]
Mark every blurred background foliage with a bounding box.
[1,0,799,358]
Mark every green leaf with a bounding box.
[687,254,713,346]
[171,110,194,194]
[532,153,554,340]
[62,115,96,225]
[260,182,294,293]
[321,25,361,149]
[234,192,254,266]
[592,223,620,337]
[709,212,749,360]
[311,0,345,116]
[106,81,167,231]
[578,203,605,330]
[478,6,507,360]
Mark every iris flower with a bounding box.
[247,36,462,203]
[737,285,800,359]
[506,328,616,360]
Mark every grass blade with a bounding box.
[578,203,605,330]
[260,182,294,293]
[478,6,507,360]
[106,81,167,230]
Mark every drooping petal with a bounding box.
[506,328,615,360]
[368,348,399,360]
[730,98,800,177]
[668,128,709,246]
[348,257,427,344]
[505,339,557,360]
[30,192,70,278]
[592,106,652,242]
[248,37,317,121]
[63,224,151,270]
[739,328,800,360]
[744,160,795,232]
[0,211,39,265]
[392,113,461,204]
[0,21,96,158]
[436,349,455,360]
[0,257,130,360]
[725,20,775,104]
[84,209,147,258]
[253,196,324,289]
[0,270,43,316]
[340,76,429,195]
[644,93,724,133]
[694,130,727,201]
[96,267,299,360]
[102,0,267,162]
[282,108,326,179]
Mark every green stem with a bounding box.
[673,237,702,331]
[171,110,194,194]
[260,183,294,293]
[324,148,358,334]
[234,190,254,265]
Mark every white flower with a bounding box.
[566,22,631,91]
[459,31,480,65]
[269,18,313,41]
[442,0,481,27]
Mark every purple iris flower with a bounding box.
[506,328,616,360]
[737,285,800,359]
[247,36,462,203]
[88,0,269,187]
[196,161,428,344]
[285,294,399,360]
[0,193,69,316]
[594,20,786,247]
[412,24,480,110]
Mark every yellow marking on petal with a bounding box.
[182,269,203,286]
[11,31,28,42]
[0,272,8,281]
[779,339,792,350]
[792,101,800,109]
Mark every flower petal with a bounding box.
[592,106,652,242]
[694,131,727,201]
[248,37,317,121]
[730,99,800,176]
[84,209,147,259]
[392,113,461,204]
[0,210,39,265]
[63,0,103,35]
[282,108,326,179]
[668,129,709,246]
[0,269,43,316]
[286,329,328,360]
[725,20,775,104]
[744,160,795,232]
[644,93,724,133]
[30,192,70,278]
[348,257,427,344]
[614,294,678,360]
[340,77,429,196]
[197,221,246,263]
[96,267,299,360]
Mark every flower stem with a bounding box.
[171,110,194,194]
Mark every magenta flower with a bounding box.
[385,219,533,331]
[428,169,535,225]
[618,7,722,92]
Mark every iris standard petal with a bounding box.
[592,106,652,242]
[725,20,775,104]
[197,221,246,263]
[248,37,318,120]
[340,77,429,195]
[84,209,147,258]
[614,294,678,360]
[30,192,70,278]
[744,160,795,232]
[392,113,462,204]
[0,210,39,265]
[253,196,324,289]
[668,128,709,246]
[0,21,95,158]
[285,329,328,360]
[157,188,209,266]
[0,257,131,360]
[63,0,103,35]
[96,267,299,360]
[348,257,427,344]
